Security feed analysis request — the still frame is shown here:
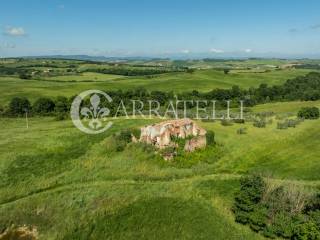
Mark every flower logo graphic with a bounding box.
[70,90,113,134]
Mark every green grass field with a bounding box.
[0,68,314,104]
[1,100,320,239]
[1,58,320,239]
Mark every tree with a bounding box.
[54,96,69,113]
[224,69,230,74]
[186,68,195,74]
[33,97,55,115]
[19,72,32,80]
[9,97,31,116]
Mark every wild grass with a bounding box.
[1,101,320,239]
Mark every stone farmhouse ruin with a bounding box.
[138,118,207,152]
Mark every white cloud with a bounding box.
[4,26,26,36]
[244,49,252,53]
[181,49,190,54]
[58,4,65,9]
[209,48,224,53]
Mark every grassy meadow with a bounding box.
[1,58,320,239]
[1,99,320,239]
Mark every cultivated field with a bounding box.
[0,58,317,104]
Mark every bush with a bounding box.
[305,194,320,213]
[9,97,31,116]
[292,221,320,240]
[298,107,320,119]
[55,96,69,113]
[205,130,215,146]
[309,210,320,228]
[105,136,126,153]
[33,97,55,115]
[233,174,319,239]
[237,128,247,134]
[277,118,302,130]
[253,119,266,128]
[277,121,288,130]
[221,119,233,126]
[130,128,141,139]
[106,129,137,152]
[55,112,68,121]
[249,206,268,232]
[268,212,295,238]
[115,129,132,143]
[19,72,32,79]
[233,175,266,224]
[234,119,245,124]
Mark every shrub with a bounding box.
[309,210,320,228]
[19,72,32,79]
[237,128,247,135]
[33,97,55,114]
[233,175,266,224]
[278,118,304,130]
[107,129,137,152]
[277,121,288,130]
[160,146,176,156]
[234,175,318,239]
[268,212,295,238]
[205,130,215,146]
[234,119,245,124]
[115,129,132,143]
[292,221,320,240]
[253,119,266,128]
[305,194,320,213]
[9,97,31,116]
[0,105,4,117]
[249,206,268,232]
[130,128,141,139]
[105,136,126,153]
[55,112,68,121]
[298,107,320,119]
[221,119,233,126]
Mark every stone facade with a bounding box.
[139,118,207,151]
[184,136,207,152]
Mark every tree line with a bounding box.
[1,72,320,118]
[82,66,187,76]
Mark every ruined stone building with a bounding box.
[139,118,207,152]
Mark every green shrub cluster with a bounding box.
[205,130,215,146]
[234,175,320,239]
[221,119,233,126]
[106,129,141,153]
[277,118,304,130]
[237,127,247,134]
[253,119,266,128]
[298,107,320,119]
[233,119,245,124]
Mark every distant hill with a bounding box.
[21,55,166,62]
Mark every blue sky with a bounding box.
[0,0,320,58]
